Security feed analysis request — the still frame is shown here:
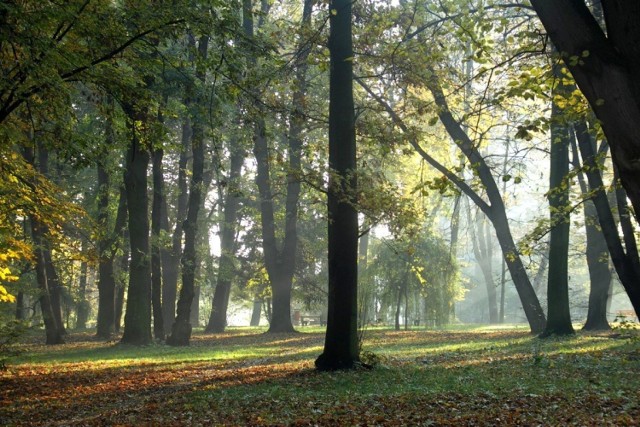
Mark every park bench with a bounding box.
[300,315,326,326]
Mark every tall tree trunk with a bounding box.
[358,75,546,334]
[22,145,63,344]
[31,220,64,344]
[613,166,640,275]
[574,121,640,317]
[541,65,575,337]
[167,35,209,346]
[250,0,309,334]
[120,105,152,346]
[358,229,371,328]
[206,143,244,332]
[394,282,402,331]
[469,207,499,324]
[571,138,612,331]
[151,144,166,340]
[316,0,360,370]
[114,230,129,333]
[96,159,115,339]
[530,1,640,225]
[35,144,66,335]
[75,239,89,329]
[162,116,191,333]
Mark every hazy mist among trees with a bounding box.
[2,0,639,359]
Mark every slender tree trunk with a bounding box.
[162,117,190,333]
[470,208,499,324]
[206,140,244,332]
[358,230,371,328]
[358,75,546,333]
[96,160,115,339]
[394,282,402,331]
[75,239,89,329]
[167,35,209,346]
[571,136,612,331]
[574,121,640,317]
[114,232,128,333]
[530,1,640,225]
[316,0,360,370]
[541,66,575,337]
[250,0,311,334]
[35,144,66,335]
[30,216,64,344]
[151,145,166,340]
[250,298,262,326]
[15,292,25,320]
[120,105,152,346]
[613,166,640,275]
[21,144,64,344]
[42,244,65,335]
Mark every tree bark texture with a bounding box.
[530,1,640,225]
[426,74,546,333]
[121,106,152,346]
[151,145,166,340]
[541,72,575,337]
[316,0,360,370]
[206,142,244,332]
[571,138,612,331]
[162,116,191,333]
[30,217,64,344]
[574,121,640,317]
[167,35,209,346]
[35,144,66,336]
[96,160,116,339]
[250,0,311,334]
[21,144,64,344]
[358,75,546,334]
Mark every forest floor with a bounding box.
[2,325,640,426]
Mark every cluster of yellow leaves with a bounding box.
[0,249,21,302]
[0,146,88,303]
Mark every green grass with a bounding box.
[3,325,640,425]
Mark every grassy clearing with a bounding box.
[2,325,640,425]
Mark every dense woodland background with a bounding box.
[1,0,640,367]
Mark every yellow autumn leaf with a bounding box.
[0,285,16,303]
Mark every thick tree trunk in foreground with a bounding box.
[541,75,574,337]
[530,1,640,225]
[121,107,152,346]
[316,0,360,370]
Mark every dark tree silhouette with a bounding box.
[315,0,360,371]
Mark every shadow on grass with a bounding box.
[3,328,640,425]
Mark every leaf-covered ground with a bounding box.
[2,326,640,425]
